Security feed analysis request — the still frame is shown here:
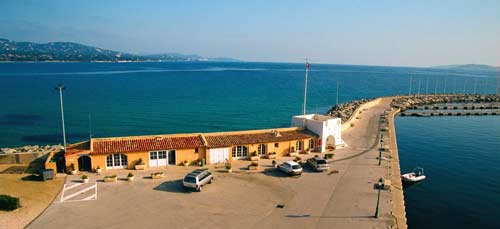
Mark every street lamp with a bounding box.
[375,178,383,218]
[56,84,67,152]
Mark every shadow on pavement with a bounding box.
[153,179,190,194]
[262,168,300,178]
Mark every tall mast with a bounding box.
[336,82,339,106]
[408,73,413,96]
[303,59,310,115]
[56,84,67,151]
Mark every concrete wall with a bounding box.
[0,152,47,164]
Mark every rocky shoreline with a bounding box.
[326,98,375,121]
[0,144,63,155]
[391,94,500,110]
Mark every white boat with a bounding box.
[401,167,426,182]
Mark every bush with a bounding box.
[324,153,334,159]
[0,195,20,211]
[127,172,134,177]
[225,163,232,169]
[272,160,276,165]
[251,151,258,157]
[81,175,88,179]
[269,152,276,155]
[249,162,258,167]
[69,163,75,171]
[104,174,117,179]
[136,158,144,165]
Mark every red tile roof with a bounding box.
[204,129,317,148]
[65,141,91,156]
[91,135,204,155]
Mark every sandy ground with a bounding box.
[0,165,65,229]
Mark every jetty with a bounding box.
[325,93,499,229]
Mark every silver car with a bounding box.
[183,169,213,191]
[307,157,330,172]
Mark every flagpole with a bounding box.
[303,59,309,116]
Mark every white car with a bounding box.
[183,169,213,191]
[306,157,330,172]
[277,161,303,175]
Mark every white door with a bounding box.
[149,151,167,167]
[209,148,229,164]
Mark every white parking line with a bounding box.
[60,182,97,202]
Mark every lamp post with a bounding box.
[375,178,383,218]
[56,84,67,152]
[378,150,382,166]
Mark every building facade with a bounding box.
[63,127,318,172]
[291,114,345,152]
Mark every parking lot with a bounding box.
[29,99,395,229]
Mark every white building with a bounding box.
[291,114,345,153]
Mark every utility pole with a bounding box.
[56,84,67,151]
[303,59,310,116]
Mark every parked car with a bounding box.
[307,157,330,172]
[183,169,213,191]
[277,161,303,175]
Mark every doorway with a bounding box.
[78,155,92,171]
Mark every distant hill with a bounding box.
[432,64,500,72]
[0,38,239,62]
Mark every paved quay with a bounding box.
[29,97,406,229]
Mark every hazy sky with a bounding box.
[1,0,499,67]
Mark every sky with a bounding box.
[1,0,499,67]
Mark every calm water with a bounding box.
[0,62,499,228]
[396,116,500,229]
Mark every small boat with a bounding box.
[401,167,426,182]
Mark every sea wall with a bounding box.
[328,98,383,132]
[0,145,62,164]
[391,94,500,110]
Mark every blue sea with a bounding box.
[0,62,499,228]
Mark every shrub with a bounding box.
[314,154,319,158]
[136,158,144,165]
[272,160,276,165]
[0,195,20,211]
[249,162,258,167]
[151,172,164,176]
[251,151,258,157]
[183,160,188,164]
[295,156,302,161]
[96,165,100,169]
[324,153,334,159]
[81,175,88,179]
[69,163,75,171]
[104,174,117,179]
[225,163,232,169]
[269,152,276,155]
[127,172,134,177]
[291,146,295,152]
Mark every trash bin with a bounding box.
[39,169,54,181]
[201,159,206,167]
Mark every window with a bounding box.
[309,139,314,150]
[158,151,166,159]
[274,143,279,147]
[232,146,248,158]
[258,144,266,156]
[296,141,303,151]
[106,153,128,169]
[195,148,199,153]
[150,152,157,160]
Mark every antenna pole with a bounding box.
[88,113,92,139]
[56,84,67,151]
